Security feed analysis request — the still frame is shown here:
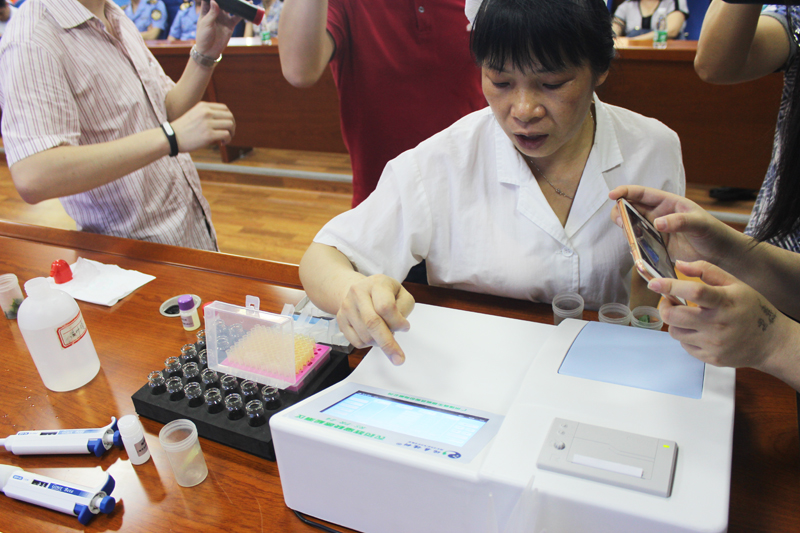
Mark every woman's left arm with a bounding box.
[666,10,686,39]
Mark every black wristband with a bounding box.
[161,121,179,157]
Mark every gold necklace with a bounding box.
[526,108,594,201]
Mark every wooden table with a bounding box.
[0,221,798,532]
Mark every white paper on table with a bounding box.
[47,257,155,306]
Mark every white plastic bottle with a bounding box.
[117,414,151,465]
[653,7,668,50]
[16,278,101,392]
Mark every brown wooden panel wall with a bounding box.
[150,41,782,189]
[149,41,347,154]
[597,43,783,190]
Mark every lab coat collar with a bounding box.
[493,95,623,242]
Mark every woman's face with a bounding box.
[482,60,607,165]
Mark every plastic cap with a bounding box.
[88,438,106,457]
[50,259,73,284]
[99,496,116,514]
[177,294,195,311]
[117,414,144,438]
[23,277,51,297]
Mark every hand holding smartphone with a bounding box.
[616,198,686,306]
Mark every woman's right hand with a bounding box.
[336,274,415,366]
[609,185,741,268]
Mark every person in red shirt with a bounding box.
[279,0,485,207]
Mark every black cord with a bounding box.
[293,510,346,533]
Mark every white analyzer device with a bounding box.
[271,304,735,533]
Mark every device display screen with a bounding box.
[624,202,678,280]
[322,391,488,448]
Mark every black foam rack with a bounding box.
[131,349,352,461]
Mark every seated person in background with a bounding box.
[0,0,240,250]
[168,0,199,40]
[244,0,279,38]
[0,0,17,37]
[613,0,688,40]
[609,185,800,393]
[299,0,685,364]
[123,0,167,40]
[279,0,485,208]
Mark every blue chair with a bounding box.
[684,0,710,40]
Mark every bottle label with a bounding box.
[181,315,195,328]
[56,311,88,349]
[135,436,149,456]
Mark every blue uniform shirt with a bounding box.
[169,2,199,40]
[124,0,168,33]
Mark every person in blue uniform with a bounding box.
[168,0,201,41]
[124,0,168,40]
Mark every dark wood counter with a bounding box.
[0,221,797,532]
[151,39,782,190]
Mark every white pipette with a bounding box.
[0,417,122,457]
[0,465,116,525]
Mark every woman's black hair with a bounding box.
[470,0,615,77]
[753,7,800,243]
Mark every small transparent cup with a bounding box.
[598,303,632,326]
[159,419,208,487]
[632,306,664,330]
[180,344,199,365]
[552,292,584,325]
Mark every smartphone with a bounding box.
[617,198,686,306]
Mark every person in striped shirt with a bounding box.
[0,0,241,250]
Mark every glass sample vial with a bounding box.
[217,336,231,354]
[180,344,198,365]
[225,393,245,420]
[166,376,185,401]
[182,362,201,384]
[148,370,166,395]
[201,368,220,390]
[220,374,239,397]
[184,382,204,408]
[178,294,200,331]
[164,356,182,378]
[261,386,281,410]
[205,388,224,414]
[246,400,266,427]
[117,414,151,465]
[240,380,259,404]
[195,329,206,352]
[197,349,208,370]
[228,323,244,342]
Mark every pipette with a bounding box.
[0,465,116,525]
[0,417,122,457]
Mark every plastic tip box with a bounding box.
[204,296,330,392]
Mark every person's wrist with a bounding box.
[756,312,799,381]
[190,44,222,68]
[160,122,179,157]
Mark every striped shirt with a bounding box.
[0,0,217,250]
